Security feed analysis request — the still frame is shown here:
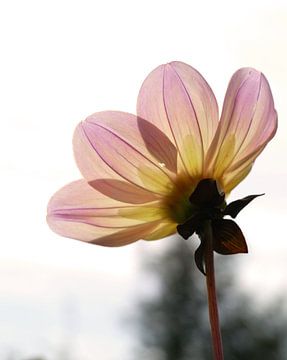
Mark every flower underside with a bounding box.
[47,61,277,261]
[177,178,263,274]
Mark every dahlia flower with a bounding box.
[47,62,277,257]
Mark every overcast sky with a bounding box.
[1,0,287,358]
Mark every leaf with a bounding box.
[224,194,264,218]
[212,219,248,255]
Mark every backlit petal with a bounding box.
[119,205,166,222]
[73,111,175,196]
[48,179,126,210]
[137,61,219,176]
[206,68,277,190]
[49,219,160,247]
[222,163,253,194]
[47,180,164,245]
[143,221,177,240]
[87,111,178,173]
[48,180,146,228]
[91,223,162,246]
[88,179,157,204]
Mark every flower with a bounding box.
[47,62,277,251]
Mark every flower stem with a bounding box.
[204,220,224,360]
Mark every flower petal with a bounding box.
[143,221,177,240]
[92,223,162,246]
[137,61,219,176]
[48,180,146,227]
[88,179,157,204]
[49,219,160,247]
[73,111,175,196]
[206,68,277,190]
[47,179,126,210]
[47,180,164,245]
[87,111,178,173]
[136,116,178,173]
[221,162,253,194]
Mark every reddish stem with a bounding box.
[204,221,224,360]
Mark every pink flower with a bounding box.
[47,62,277,247]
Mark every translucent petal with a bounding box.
[91,222,162,246]
[47,180,164,245]
[222,163,253,194]
[138,166,174,194]
[48,219,160,247]
[73,111,175,195]
[143,222,177,240]
[89,179,157,204]
[119,205,166,222]
[206,68,277,187]
[87,111,178,173]
[47,180,126,210]
[137,61,219,176]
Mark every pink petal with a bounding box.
[73,111,176,196]
[47,179,126,210]
[87,111,177,173]
[49,218,160,247]
[88,179,158,204]
[206,68,277,190]
[48,180,144,227]
[136,116,177,173]
[137,61,219,177]
[90,222,162,246]
[47,180,164,246]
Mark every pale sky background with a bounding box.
[1,0,287,359]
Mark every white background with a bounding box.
[0,0,287,358]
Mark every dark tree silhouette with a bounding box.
[134,238,287,360]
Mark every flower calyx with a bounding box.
[176,179,263,274]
